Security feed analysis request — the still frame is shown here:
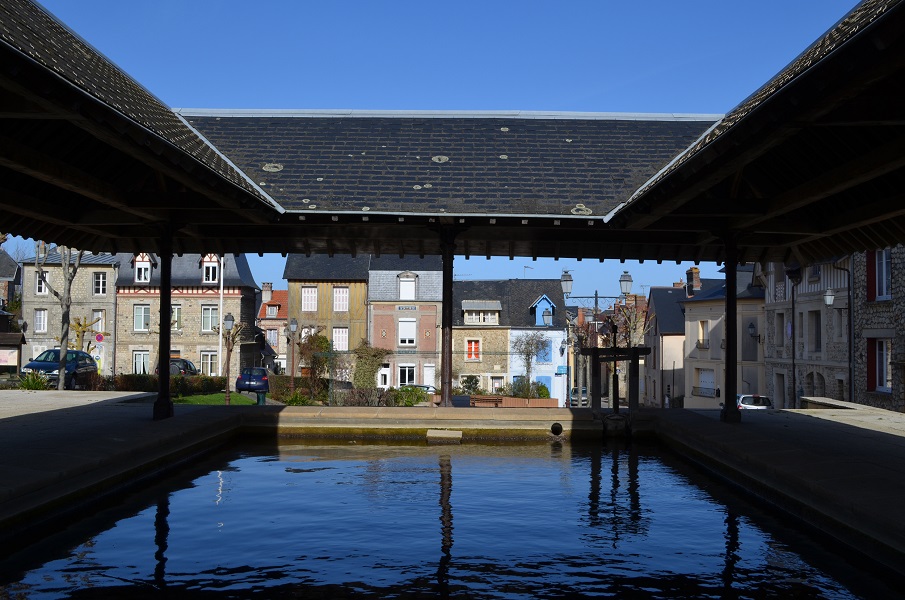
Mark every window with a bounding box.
[876,248,891,300]
[808,310,822,352]
[171,305,182,330]
[333,287,349,312]
[399,277,415,300]
[464,310,499,325]
[93,272,107,296]
[399,364,415,386]
[775,312,785,345]
[535,339,553,363]
[300,326,315,341]
[332,327,349,351]
[398,319,416,346]
[302,287,317,312]
[132,350,150,375]
[868,339,893,393]
[491,376,504,392]
[200,351,218,376]
[34,308,47,333]
[133,305,150,332]
[379,363,390,388]
[36,271,48,295]
[266,305,278,318]
[203,255,220,284]
[92,310,105,333]
[466,339,481,361]
[266,329,278,346]
[201,306,218,332]
[696,320,709,349]
[808,264,821,282]
[135,255,151,283]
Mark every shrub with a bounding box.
[85,373,114,391]
[282,390,319,406]
[114,373,157,392]
[459,375,484,396]
[19,371,50,390]
[396,385,428,406]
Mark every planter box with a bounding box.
[471,395,559,408]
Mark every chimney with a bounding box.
[685,267,701,297]
[262,282,272,304]
[673,278,685,289]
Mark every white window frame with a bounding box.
[466,339,481,361]
[171,305,182,330]
[399,364,416,386]
[93,272,107,296]
[398,318,416,346]
[399,277,416,301]
[266,305,278,318]
[201,306,218,332]
[203,255,220,284]
[36,271,48,295]
[200,351,218,376]
[133,305,151,332]
[876,248,892,300]
[333,286,349,312]
[332,327,349,351]
[302,287,318,312]
[266,329,278,346]
[34,308,48,333]
[135,256,151,284]
[91,309,105,333]
[132,350,150,375]
[464,310,499,325]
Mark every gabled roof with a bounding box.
[114,253,259,289]
[22,250,120,266]
[368,255,443,271]
[257,290,289,320]
[453,279,567,328]
[0,249,19,280]
[180,110,717,220]
[283,254,370,281]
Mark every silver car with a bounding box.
[737,394,773,409]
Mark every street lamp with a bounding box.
[823,288,835,307]
[223,313,235,406]
[559,270,633,411]
[288,317,298,394]
[542,308,552,326]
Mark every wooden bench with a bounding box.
[471,396,503,408]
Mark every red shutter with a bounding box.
[867,338,877,390]
[866,250,876,301]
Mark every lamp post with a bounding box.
[287,318,298,394]
[223,313,235,406]
[560,270,633,410]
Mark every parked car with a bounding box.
[737,394,773,409]
[570,386,588,407]
[236,367,269,393]
[156,358,200,376]
[22,349,97,389]
[410,384,438,394]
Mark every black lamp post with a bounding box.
[286,317,298,394]
[559,269,633,410]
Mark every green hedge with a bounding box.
[113,374,226,396]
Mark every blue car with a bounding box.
[236,367,270,393]
[22,349,98,389]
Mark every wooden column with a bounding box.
[153,234,174,420]
[440,230,455,407]
[721,236,741,423]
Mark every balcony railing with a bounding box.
[692,386,717,398]
[696,339,710,350]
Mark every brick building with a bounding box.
[256,283,288,372]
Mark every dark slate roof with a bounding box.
[647,287,688,335]
[113,253,258,289]
[452,279,567,328]
[283,253,443,280]
[0,249,19,280]
[283,254,370,281]
[22,251,119,266]
[369,255,443,271]
[180,111,718,217]
[0,0,277,211]
[684,268,763,304]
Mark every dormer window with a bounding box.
[266,305,278,318]
[462,300,502,325]
[398,272,417,300]
[203,254,220,284]
[134,254,151,284]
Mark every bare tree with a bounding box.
[35,243,84,390]
[512,331,548,397]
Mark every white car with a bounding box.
[737,394,773,409]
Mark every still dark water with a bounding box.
[0,441,897,599]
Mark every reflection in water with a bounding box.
[437,455,453,596]
[153,494,170,590]
[0,442,882,599]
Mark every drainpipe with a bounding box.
[832,259,854,403]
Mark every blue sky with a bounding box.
[6,0,858,300]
